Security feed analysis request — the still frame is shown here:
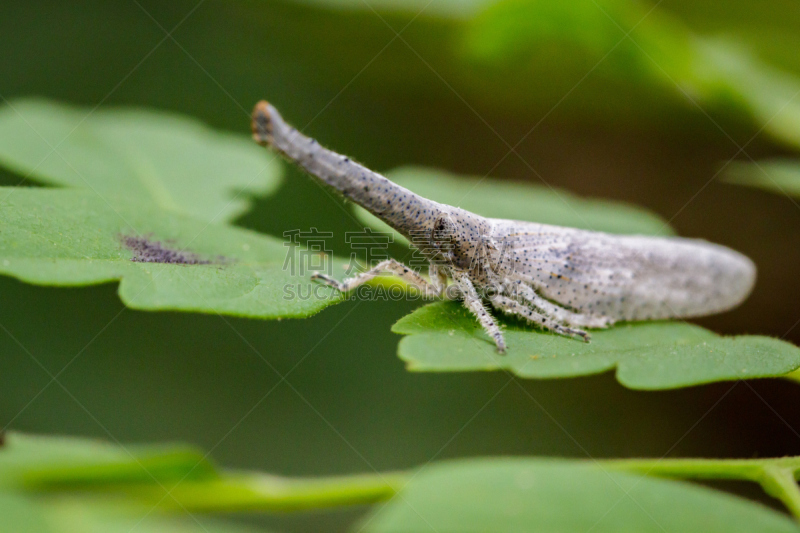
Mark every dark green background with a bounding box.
[2,1,800,531]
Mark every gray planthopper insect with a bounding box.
[252,101,756,354]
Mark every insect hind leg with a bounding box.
[490,295,590,342]
[507,282,612,329]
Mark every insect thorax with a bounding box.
[421,209,498,276]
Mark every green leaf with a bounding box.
[693,40,800,151]
[355,167,673,248]
[0,492,273,533]
[725,159,800,198]
[48,508,271,533]
[0,432,399,513]
[0,99,340,319]
[360,458,800,533]
[0,433,214,490]
[0,98,283,223]
[0,187,343,318]
[392,301,800,389]
[0,492,53,533]
[0,433,274,532]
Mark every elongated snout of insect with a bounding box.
[251,101,443,241]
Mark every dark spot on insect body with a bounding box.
[120,234,221,265]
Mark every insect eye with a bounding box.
[431,217,455,243]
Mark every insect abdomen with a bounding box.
[556,237,754,321]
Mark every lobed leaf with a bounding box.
[360,458,800,533]
[0,187,343,319]
[392,301,800,390]
[0,98,283,223]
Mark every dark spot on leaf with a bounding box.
[120,234,217,265]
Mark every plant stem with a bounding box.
[603,457,800,523]
[760,466,800,522]
[602,456,800,481]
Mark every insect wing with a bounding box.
[489,220,756,321]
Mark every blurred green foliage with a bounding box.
[0,99,283,223]
[726,160,800,199]
[5,432,800,532]
[3,0,800,531]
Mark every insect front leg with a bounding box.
[452,271,507,354]
[312,259,442,298]
[508,281,613,329]
[490,294,591,342]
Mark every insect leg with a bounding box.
[490,295,591,342]
[507,282,612,329]
[428,263,450,298]
[452,271,507,354]
[312,260,441,298]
